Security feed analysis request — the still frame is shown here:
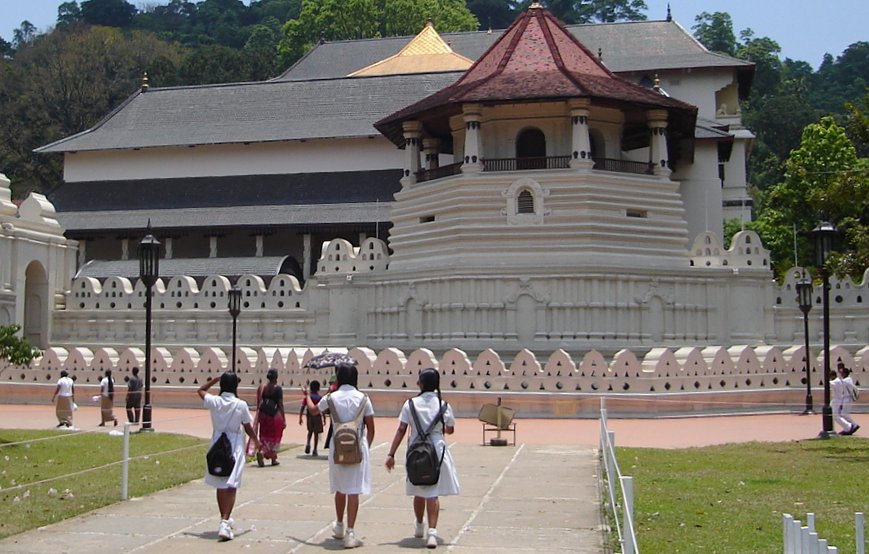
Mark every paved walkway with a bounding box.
[0,404,865,553]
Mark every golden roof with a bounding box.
[349,22,473,77]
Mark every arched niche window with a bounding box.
[516,128,546,170]
[503,177,548,225]
[517,189,534,214]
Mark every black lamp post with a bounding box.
[811,221,836,438]
[228,286,242,373]
[795,275,813,415]
[137,226,160,432]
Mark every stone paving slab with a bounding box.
[0,443,604,553]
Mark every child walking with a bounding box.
[385,368,460,549]
[299,380,324,456]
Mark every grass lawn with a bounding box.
[618,438,869,553]
[0,429,208,539]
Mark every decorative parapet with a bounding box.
[12,344,864,392]
[689,230,770,269]
[66,272,307,311]
[317,237,389,275]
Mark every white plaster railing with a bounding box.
[600,397,638,554]
[783,512,865,554]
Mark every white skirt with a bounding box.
[329,437,372,495]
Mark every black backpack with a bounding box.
[405,399,447,486]
[206,432,236,477]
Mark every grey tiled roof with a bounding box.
[37,19,751,155]
[278,19,752,81]
[695,118,733,140]
[37,73,460,153]
[75,256,296,280]
[56,201,392,233]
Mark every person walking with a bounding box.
[198,372,260,542]
[299,380,324,456]
[832,362,860,435]
[255,368,286,466]
[303,363,374,549]
[51,370,75,428]
[385,368,460,549]
[125,367,143,424]
[98,369,118,427]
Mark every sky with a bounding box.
[1,0,866,69]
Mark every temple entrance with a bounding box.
[516,128,546,169]
[24,261,49,348]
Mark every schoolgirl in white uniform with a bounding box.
[385,368,460,549]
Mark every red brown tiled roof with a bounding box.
[376,6,696,147]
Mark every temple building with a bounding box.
[2,5,864,357]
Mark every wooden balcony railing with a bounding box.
[416,162,462,183]
[482,156,571,172]
[415,156,654,182]
[593,158,654,175]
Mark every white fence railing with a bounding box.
[599,397,639,554]
[783,512,865,554]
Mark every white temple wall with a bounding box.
[675,142,725,240]
[657,71,736,120]
[62,137,404,182]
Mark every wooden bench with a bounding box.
[478,402,516,446]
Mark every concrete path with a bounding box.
[0,442,602,553]
[2,403,867,553]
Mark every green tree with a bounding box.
[0,325,40,369]
[0,26,186,195]
[754,117,867,277]
[12,21,37,49]
[278,0,478,66]
[691,11,736,56]
[467,0,520,30]
[80,0,137,27]
[735,30,781,106]
[57,2,83,27]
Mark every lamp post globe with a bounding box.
[228,286,242,373]
[811,221,836,438]
[137,227,160,432]
[795,275,813,415]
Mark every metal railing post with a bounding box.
[121,422,131,500]
[856,513,865,554]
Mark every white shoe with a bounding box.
[218,519,234,541]
[414,520,425,538]
[426,528,438,549]
[332,521,345,539]
[343,528,361,548]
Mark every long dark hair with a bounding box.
[105,369,114,394]
[418,368,445,429]
[335,362,358,389]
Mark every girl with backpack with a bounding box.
[303,362,374,549]
[385,368,460,549]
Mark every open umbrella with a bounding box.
[303,351,356,369]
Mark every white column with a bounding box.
[461,103,484,173]
[401,120,423,186]
[569,98,593,169]
[165,237,173,259]
[209,236,217,258]
[121,238,129,260]
[303,233,312,280]
[255,235,263,257]
[647,109,671,178]
[422,138,441,170]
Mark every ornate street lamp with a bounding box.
[228,285,242,373]
[795,275,813,415]
[811,221,836,438]
[137,225,160,432]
